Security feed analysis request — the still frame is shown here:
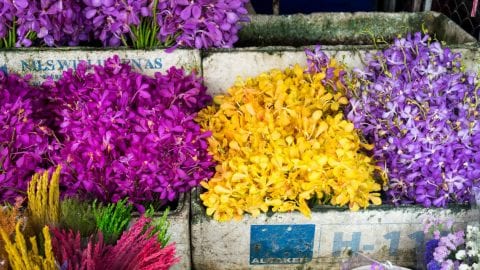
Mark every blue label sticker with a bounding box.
[250,224,315,265]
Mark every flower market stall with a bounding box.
[0,2,480,270]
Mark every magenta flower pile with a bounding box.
[42,56,214,210]
[346,32,480,207]
[0,71,57,203]
[0,0,249,49]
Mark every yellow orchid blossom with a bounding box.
[197,63,385,222]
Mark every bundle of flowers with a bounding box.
[51,216,178,270]
[423,217,479,270]
[43,55,214,210]
[0,71,57,204]
[346,32,480,207]
[0,0,249,49]
[196,50,384,221]
[0,168,178,270]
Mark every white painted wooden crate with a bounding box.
[0,48,200,84]
[191,189,479,270]
[194,46,480,270]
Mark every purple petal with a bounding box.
[180,5,192,20]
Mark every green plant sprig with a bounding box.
[145,205,171,248]
[93,198,133,244]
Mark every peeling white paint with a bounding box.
[0,48,200,84]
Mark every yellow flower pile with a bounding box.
[197,62,385,222]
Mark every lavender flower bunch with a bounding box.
[0,71,56,204]
[44,56,214,211]
[305,45,346,91]
[346,32,480,207]
[146,0,250,49]
[423,217,479,270]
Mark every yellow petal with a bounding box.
[206,207,215,216]
[344,122,354,132]
[370,195,382,205]
[214,185,232,194]
[232,173,247,181]
[298,199,312,218]
[349,202,360,211]
[245,103,256,116]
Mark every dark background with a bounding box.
[250,0,480,40]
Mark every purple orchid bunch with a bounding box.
[0,71,57,204]
[305,45,330,73]
[43,55,214,211]
[1,0,88,47]
[84,0,249,48]
[33,0,88,46]
[161,0,250,49]
[1,0,249,49]
[83,0,149,47]
[346,32,480,207]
